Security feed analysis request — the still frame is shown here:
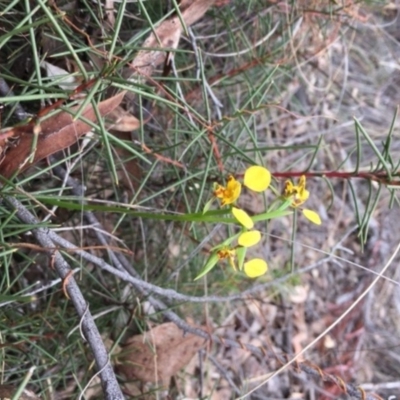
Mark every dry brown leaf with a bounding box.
[105,106,140,132]
[116,322,206,386]
[0,91,126,178]
[128,0,215,78]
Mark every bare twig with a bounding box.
[0,268,80,308]
[2,195,125,400]
[208,354,241,395]
[46,216,333,303]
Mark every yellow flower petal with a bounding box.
[244,166,271,192]
[232,207,254,229]
[244,258,268,278]
[302,209,321,225]
[298,188,309,203]
[238,230,261,247]
[214,175,241,206]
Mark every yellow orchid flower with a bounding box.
[283,175,309,207]
[217,247,237,270]
[214,175,241,206]
[217,248,268,278]
[215,230,262,273]
[213,166,271,207]
[283,175,322,225]
[205,165,271,279]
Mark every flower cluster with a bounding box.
[196,166,270,280]
[195,166,321,280]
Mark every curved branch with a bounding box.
[3,196,124,400]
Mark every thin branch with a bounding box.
[2,195,124,400]
[47,220,333,303]
[0,268,80,308]
[208,354,241,395]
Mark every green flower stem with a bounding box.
[32,196,292,224]
[265,197,293,213]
